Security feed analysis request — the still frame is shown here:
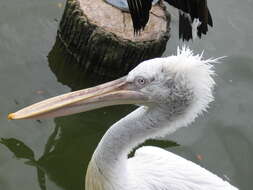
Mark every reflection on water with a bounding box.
[48,36,116,91]
[1,111,178,190]
[1,0,253,190]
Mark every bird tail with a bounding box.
[166,0,213,41]
[127,0,152,34]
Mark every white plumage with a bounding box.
[129,146,237,190]
[85,47,238,190]
[9,47,238,190]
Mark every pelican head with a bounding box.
[8,47,217,124]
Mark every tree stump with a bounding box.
[58,0,170,78]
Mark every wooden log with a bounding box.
[48,37,106,90]
[58,0,170,78]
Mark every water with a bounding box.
[0,0,253,189]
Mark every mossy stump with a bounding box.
[58,0,170,78]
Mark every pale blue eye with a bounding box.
[134,76,147,88]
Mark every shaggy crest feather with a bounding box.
[164,46,222,132]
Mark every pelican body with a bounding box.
[9,47,238,190]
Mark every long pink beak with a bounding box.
[8,77,148,120]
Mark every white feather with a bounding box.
[85,47,237,190]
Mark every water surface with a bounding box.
[0,0,253,189]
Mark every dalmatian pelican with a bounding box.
[9,47,237,190]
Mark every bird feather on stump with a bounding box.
[127,0,213,40]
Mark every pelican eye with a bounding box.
[134,76,148,88]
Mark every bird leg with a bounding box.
[104,0,160,12]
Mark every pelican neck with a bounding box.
[92,105,171,173]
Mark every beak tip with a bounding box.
[8,113,15,120]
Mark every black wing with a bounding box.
[127,0,152,34]
[166,0,213,40]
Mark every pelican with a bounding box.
[8,47,237,190]
[104,0,213,41]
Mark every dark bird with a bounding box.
[106,0,213,41]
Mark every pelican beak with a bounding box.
[8,77,148,120]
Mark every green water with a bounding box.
[0,0,253,189]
